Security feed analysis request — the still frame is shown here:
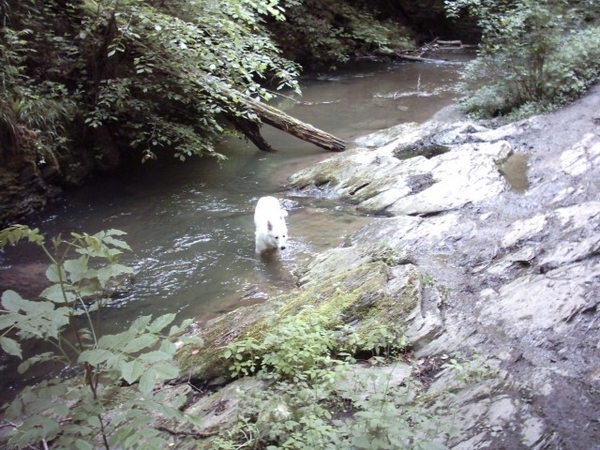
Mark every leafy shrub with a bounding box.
[0,225,203,449]
[441,354,493,385]
[336,375,450,450]
[219,307,453,449]
[341,320,410,360]
[225,310,340,383]
[447,0,600,119]
[0,26,76,169]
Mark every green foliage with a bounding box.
[336,375,449,450]
[267,0,414,68]
[219,307,452,449]
[225,310,339,383]
[446,0,600,119]
[441,354,493,385]
[342,320,410,360]
[0,0,301,170]
[0,225,203,449]
[0,24,76,167]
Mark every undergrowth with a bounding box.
[217,308,456,449]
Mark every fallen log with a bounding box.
[231,92,346,152]
[393,52,449,63]
[186,69,346,152]
[437,40,463,46]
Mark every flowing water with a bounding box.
[0,57,467,396]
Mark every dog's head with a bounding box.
[267,219,288,250]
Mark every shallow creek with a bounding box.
[0,57,466,396]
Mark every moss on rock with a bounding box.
[176,247,426,384]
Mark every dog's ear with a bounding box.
[280,210,288,218]
[267,220,273,231]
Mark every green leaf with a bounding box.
[96,264,133,286]
[2,290,26,311]
[147,313,176,333]
[86,415,102,428]
[2,291,55,313]
[159,339,177,355]
[0,336,22,358]
[78,349,113,366]
[121,360,144,384]
[139,350,171,363]
[46,263,66,283]
[168,317,194,336]
[122,334,158,353]
[152,362,179,380]
[0,312,18,330]
[103,232,132,251]
[54,402,70,417]
[63,256,89,283]
[0,224,44,247]
[98,331,132,350]
[74,439,94,450]
[105,229,127,237]
[128,315,152,333]
[139,369,156,396]
[39,284,76,303]
[17,352,56,374]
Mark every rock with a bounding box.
[538,234,600,271]
[560,133,600,176]
[183,378,268,434]
[282,85,600,449]
[176,85,600,449]
[354,122,423,148]
[479,261,600,335]
[291,121,512,216]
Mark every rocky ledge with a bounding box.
[173,85,600,449]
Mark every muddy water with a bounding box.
[0,58,465,390]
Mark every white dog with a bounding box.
[254,196,288,254]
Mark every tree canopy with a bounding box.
[266,0,415,68]
[0,0,301,175]
[5,0,600,181]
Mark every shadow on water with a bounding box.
[0,57,467,399]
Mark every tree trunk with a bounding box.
[229,91,346,153]
[227,115,275,152]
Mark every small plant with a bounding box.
[336,374,451,450]
[441,354,493,385]
[0,225,203,449]
[225,309,339,383]
[344,320,410,360]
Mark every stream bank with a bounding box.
[173,84,600,449]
